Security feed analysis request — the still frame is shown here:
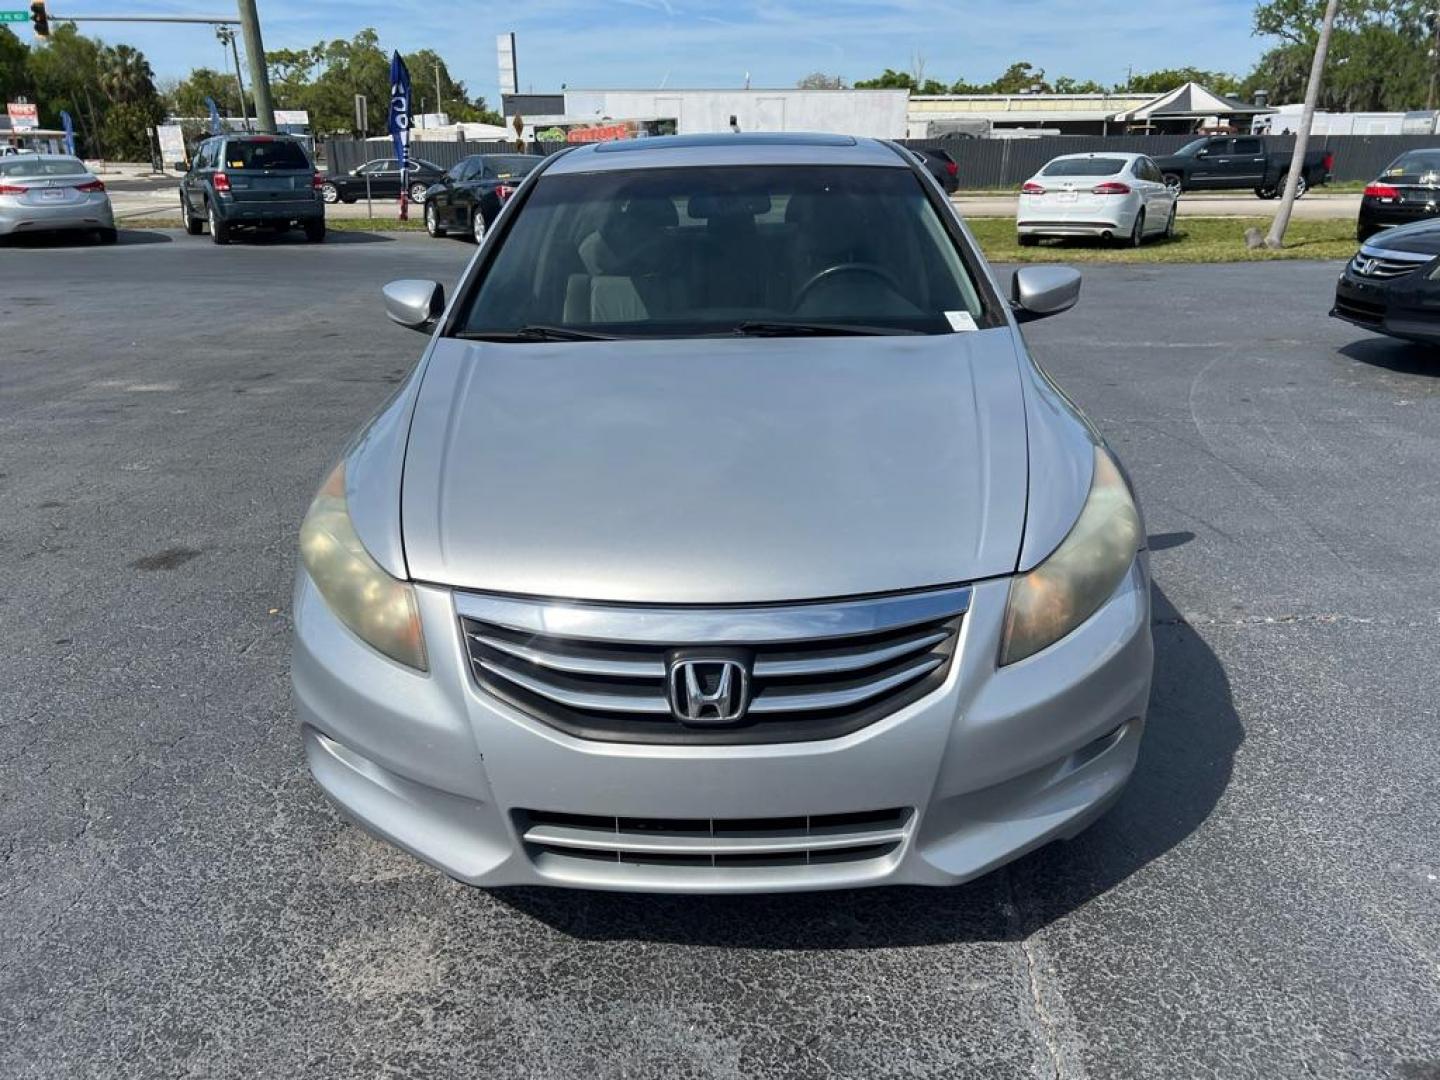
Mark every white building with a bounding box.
[504,88,909,141]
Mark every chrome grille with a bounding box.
[1351,249,1433,279]
[518,807,912,870]
[455,587,969,744]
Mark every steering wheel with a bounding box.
[794,262,905,306]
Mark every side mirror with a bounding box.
[383,279,445,331]
[1011,266,1081,323]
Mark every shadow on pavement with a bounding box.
[0,229,171,248]
[208,229,397,246]
[492,583,1242,947]
[1339,336,1440,376]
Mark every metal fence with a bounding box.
[899,134,1440,188]
[322,132,1440,187]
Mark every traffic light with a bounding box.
[30,1,48,39]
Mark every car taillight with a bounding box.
[312,173,325,190]
[1092,181,1131,195]
[1021,181,1046,195]
[496,184,515,200]
[946,161,958,177]
[0,184,27,195]
[1364,183,1398,199]
[76,179,105,193]
[1323,152,1334,172]
[212,171,231,193]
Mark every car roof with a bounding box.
[543,132,907,175]
[4,153,84,163]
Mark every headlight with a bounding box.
[1000,447,1142,666]
[299,463,428,671]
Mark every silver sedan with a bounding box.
[291,133,1153,893]
[0,154,117,242]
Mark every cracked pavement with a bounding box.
[1,230,1437,1078]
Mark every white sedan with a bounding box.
[1017,152,1177,247]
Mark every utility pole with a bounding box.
[435,61,443,125]
[216,24,250,132]
[1427,9,1440,112]
[1265,0,1340,249]
[235,0,275,133]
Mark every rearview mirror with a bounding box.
[382,279,445,331]
[1011,266,1081,322]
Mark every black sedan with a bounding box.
[1331,221,1440,344]
[1357,149,1440,241]
[422,153,541,241]
[318,157,445,205]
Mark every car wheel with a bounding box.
[320,182,339,204]
[208,201,230,245]
[303,218,326,243]
[341,196,357,204]
[1163,174,1183,196]
[425,201,446,238]
[409,182,430,204]
[183,204,205,235]
[96,227,118,245]
[1163,203,1177,240]
[1357,222,1377,242]
[1255,185,1277,200]
[1127,210,1145,248]
[1275,172,1308,199]
[471,211,487,244]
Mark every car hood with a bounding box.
[1366,220,1440,256]
[400,331,1030,604]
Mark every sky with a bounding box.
[80,0,1272,105]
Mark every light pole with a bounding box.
[215,24,250,132]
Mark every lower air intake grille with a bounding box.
[456,586,970,744]
[518,807,913,869]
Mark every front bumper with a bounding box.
[1332,271,1440,344]
[0,194,115,236]
[292,560,1154,892]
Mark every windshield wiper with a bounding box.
[731,321,920,337]
[457,324,618,342]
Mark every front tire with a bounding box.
[1163,174,1183,196]
[320,182,339,204]
[207,201,230,245]
[425,201,446,238]
[1163,203,1177,239]
[409,182,430,204]
[471,210,487,244]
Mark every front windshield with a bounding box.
[0,156,87,178]
[1176,138,1208,156]
[456,165,984,338]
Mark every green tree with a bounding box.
[1053,75,1108,93]
[166,67,244,120]
[0,26,31,103]
[401,48,500,123]
[1124,67,1242,95]
[989,62,1051,94]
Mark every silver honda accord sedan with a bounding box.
[292,133,1153,892]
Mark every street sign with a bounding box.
[7,102,38,131]
[0,11,29,21]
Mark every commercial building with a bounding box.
[501,88,909,142]
[909,82,1272,137]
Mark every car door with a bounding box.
[362,158,399,197]
[1189,138,1229,185]
[442,159,478,227]
[1229,137,1266,186]
[1138,157,1171,230]
[182,139,213,214]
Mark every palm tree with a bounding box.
[99,44,157,105]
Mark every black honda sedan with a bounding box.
[319,157,445,205]
[1357,149,1440,241]
[421,153,541,241]
[1331,220,1440,344]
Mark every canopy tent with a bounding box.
[1113,82,1272,132]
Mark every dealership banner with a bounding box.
[6,102,38,131]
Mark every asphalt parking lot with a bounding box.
[2,229,1438,1079]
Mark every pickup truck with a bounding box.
[1150,136,1333,199]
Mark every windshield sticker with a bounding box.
[945,310,978,332]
